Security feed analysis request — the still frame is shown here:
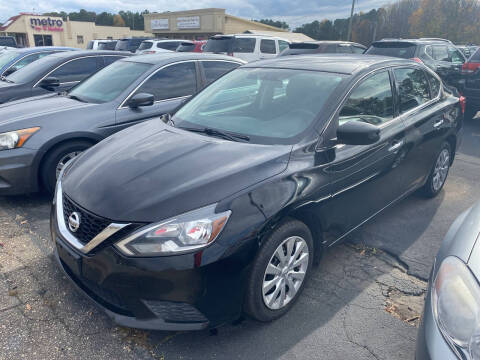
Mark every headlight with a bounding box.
[115,204,231,256]
[432,256,480,358]
[0,127,40,151]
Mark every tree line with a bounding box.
[42,9,149,30]
[292,0,480,45]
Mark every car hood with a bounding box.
[63,121,292,223]
[0,94,96,130]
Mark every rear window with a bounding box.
[138,41,153,50]
[366,42,416,58]
[157,41,180,51]
[177,43,196,52]
[115,40,130,51]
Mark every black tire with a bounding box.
[40,140,92,194]
[421,142,452,198]
[244,218,314,322]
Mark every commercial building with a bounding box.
[143,8,313,42]
[0,13,152,48]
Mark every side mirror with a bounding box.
[128,93,154,108]
[337,120,380,145]
[39,77,60,90]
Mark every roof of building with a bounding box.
[243,30,313,42]
[0,14,23,31]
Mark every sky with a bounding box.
[0,0,392,30]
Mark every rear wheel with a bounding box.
[40,141,92,194]
[244,219,313,322]
[421,142,451,198]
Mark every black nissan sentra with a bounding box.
[52,55,463,330]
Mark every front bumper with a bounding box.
[416,285,458,360]
[0,147,39,195]
[51,203,252,331]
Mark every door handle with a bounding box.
[433,119,444,128]
[388,140,404,152]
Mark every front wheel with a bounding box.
[244,219,314,322]
[421,142,452,198]
[40,141,92,194]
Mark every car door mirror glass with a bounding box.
[128,92,154,108]
[336,120,380,145]
[39,77,60,90]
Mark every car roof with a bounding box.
[13,46,78,54]
[47,50,131,59]
[123,52,246,65]
[373,38,452,45]
[242,54,416,75]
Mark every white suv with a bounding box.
[136,39,191,54]
[203,34,290,62]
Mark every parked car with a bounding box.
[416,201,480,359]
[457,44,478,59]
[0,50,129,104]
[177,40,207,53]
[0,53,244,194]
[97,41,118,50]
[365,39,466,90]
[462,47,480,120]
[204,34,290,62]
[51,54,463,331]
[279,41,366,56]
[0,46,77,77]
[86,39,116,50]
[136,39,187,54]
[115,37,152,53]
[0,36,17,48]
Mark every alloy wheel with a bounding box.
[432,148,450,192]
[55,151,82,179]
[262,236,309,310]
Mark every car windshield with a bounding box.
[138,41,153,50]
[6,55,58,83]
[173,68,345,145]
[68,60,151,103]
[0,50,19,69]
[366,43,416,58]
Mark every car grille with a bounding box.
[144,300,208,323]
[62,195,110,245]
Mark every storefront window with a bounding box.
[34,34,52,46]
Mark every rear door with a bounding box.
[115,61,198,129]
[318,69,409,242]
[393,66,455,190]
[426,45,465,89]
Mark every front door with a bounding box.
[115,61,198,130]
[317,69,409,243]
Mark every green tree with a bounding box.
[253,19,290,30]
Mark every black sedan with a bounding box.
[52,55,463,331]
[0,50,129,104]
[0,53,244,194]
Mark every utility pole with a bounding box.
[347,0,355,41]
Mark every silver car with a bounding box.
[417,201,480,359]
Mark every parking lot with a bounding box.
[0,117,477,360]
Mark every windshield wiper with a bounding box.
[178,126,250,142]
[68,94,88,103]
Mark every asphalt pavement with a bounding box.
[1,120,479,360]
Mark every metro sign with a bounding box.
[30,17,64,32]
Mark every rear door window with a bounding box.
[448,47,465,63]
[337,44,352,53]
[103,56,125,66]
[366,43,416,58]
[278,40,289,52]
[233,38,256,53]
[134,61,197,101]
[260,39,276,54]
[339,71,394,125]
[49,57,98,83]
[426,71,441,98]
[138,41,153,50]
[394,67,431,113]
[431,45,450,61]
[352,46,365,54]
[201,61,240,84]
